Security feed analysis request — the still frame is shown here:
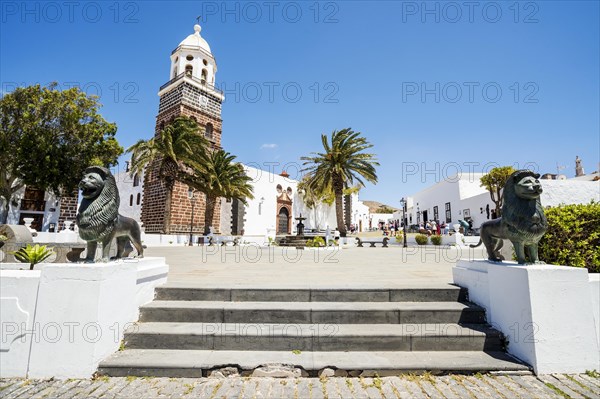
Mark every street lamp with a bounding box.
[188,188,196,246]
[400,198,408,248]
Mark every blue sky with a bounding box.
[2,1,599,206]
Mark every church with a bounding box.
[116,23,370,242]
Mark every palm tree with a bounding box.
[301,128,378,237]
[183,149,254,235]
[127,116,208,232]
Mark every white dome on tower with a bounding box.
[179,24,211,53]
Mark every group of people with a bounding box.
[418,220,450,236]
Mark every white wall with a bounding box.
[405,173,600,229]
[114,169,144,222]
[454,260,600,374]
[4,186,63,232]
[0,258,168,379]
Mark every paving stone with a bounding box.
[508,375,561,399]
[578,374,600,390]
[477,375,514,399]
[85,380,117,398]
[570,374,600,396]
[188,379,220,398]
[416,378,445,399]
[29,381,66,399]
[239,378,256,398]
[281,378,298,398]
[360,377,384,399]
[255,377,275,399]
[272,379,293,398]
[552,374,599,398]
[308,379,324,399]
[98,377,130,398]
[387,377,415,398]
[295,379,311,399]
[537,374,586,399]
[50,380,87,399]
[347,379,366,399]
[5,382,39,399]
[13,380,55,398]
[494,375,537,398]
[460,376,496,398]
[322,378,341,399]
[440,376,476,399]
[210,379,235,398]
[399,378,428,399]
[378,377,400,399]
[334,378,356,398]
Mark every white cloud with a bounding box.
[260,143,278,150]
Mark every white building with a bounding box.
[396,173,600,230]
[115,162,371,241]
[2,187,62,232]
[113,163,144,223]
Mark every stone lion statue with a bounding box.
[76,166,144,262]
[471,170,548,264]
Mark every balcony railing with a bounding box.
[159,73,223,95]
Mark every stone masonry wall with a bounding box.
[141,83,223,234]
[58,195,78,230]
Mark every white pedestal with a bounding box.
[1,257,168,379]
[454,260,600,374]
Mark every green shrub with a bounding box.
[11,244,54,270]
[312,236,325,247]
[415,234,429,245]
[306,237,325,247]
[327,239,338,247]
[430,235,443,245]
[537,202,600,272]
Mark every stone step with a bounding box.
[98,349,529,377]
[140,300,486,324]
[155,285,467,302]
[124,323,503,352]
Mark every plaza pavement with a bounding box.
[2,373,599,398]
[5,244,598,398]
[145,243,487,287]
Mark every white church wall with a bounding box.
[114,169,144,222]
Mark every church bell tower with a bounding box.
[141,23,224,234]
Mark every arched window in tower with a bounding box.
[129,195,133,207]
[201,69,208,84]
[133,174,140,187]
[136,193,141,205]
[185,65,193,76]
[205,123,213,140]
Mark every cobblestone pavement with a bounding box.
[2,373,599,399]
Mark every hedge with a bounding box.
[537,202,600,273]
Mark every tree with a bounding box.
[0,84,123,223]
[480,166,517,217]
[127,116,209,232]
[182,150,254,235]
[298,175,335,230]
[377,205,396,214]
[301,128,379,237]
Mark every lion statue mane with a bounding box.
[76,166,144,262]
[471,169,548,264]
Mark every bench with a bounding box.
[355,237,389,248]
[207,236,240,246]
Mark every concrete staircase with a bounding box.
[98,285,529,377]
